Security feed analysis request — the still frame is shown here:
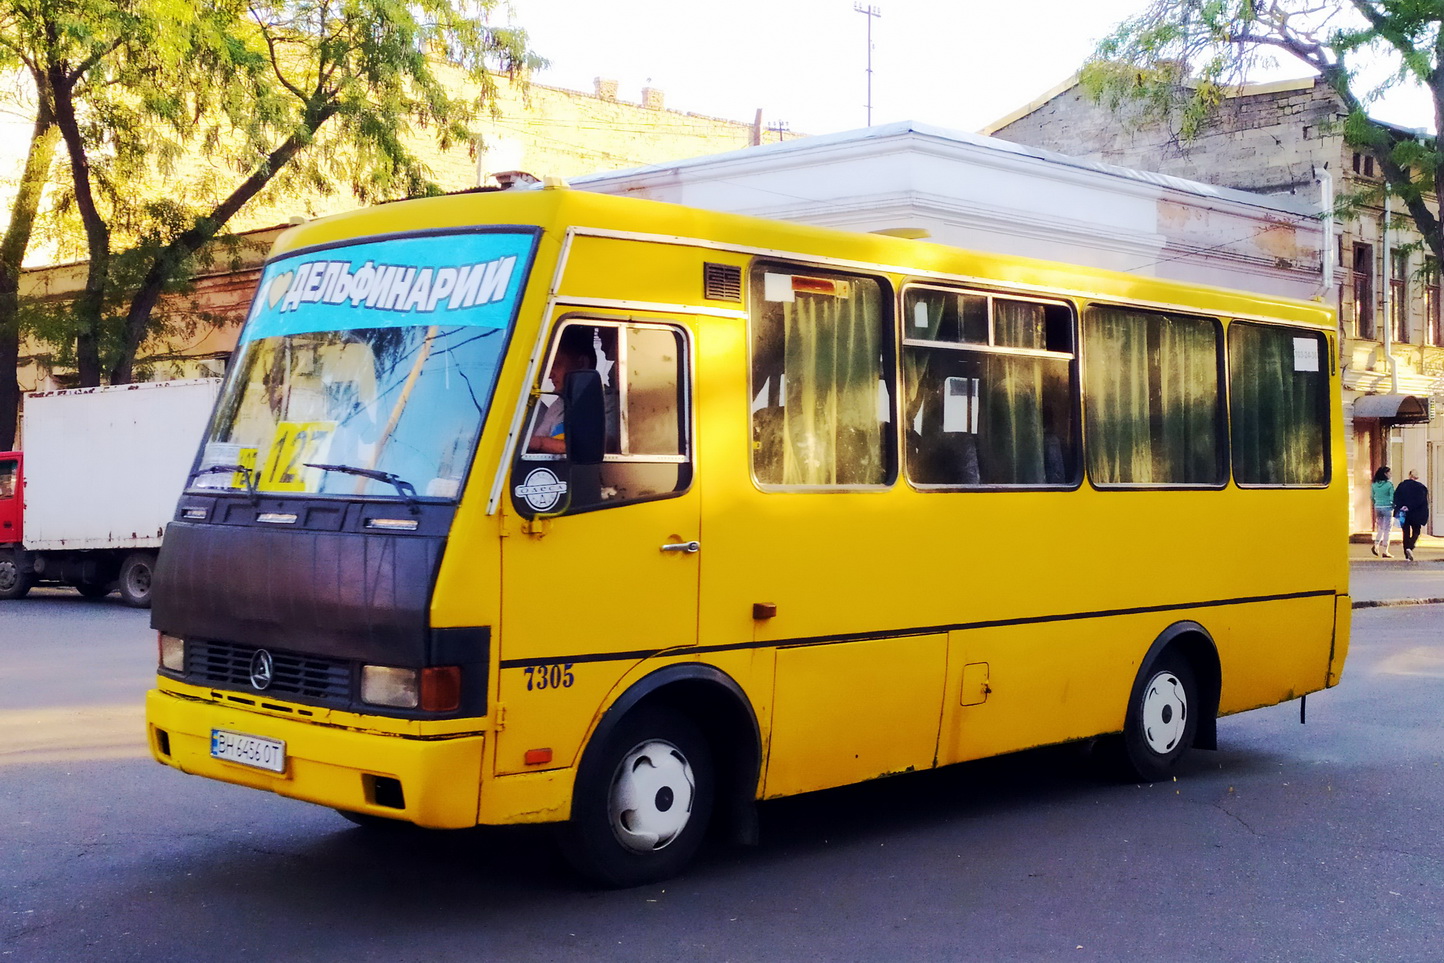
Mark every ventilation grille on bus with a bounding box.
[704,263,743,302]
[187,640,351,703]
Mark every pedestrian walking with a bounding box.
[1372,465,1396,557]
[1394,469,1430,561]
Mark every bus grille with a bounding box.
[187,640,352,703]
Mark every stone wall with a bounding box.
[989,79,1345,197]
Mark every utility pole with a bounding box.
[854,3,881,126]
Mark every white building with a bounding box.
[576,120,1324,301]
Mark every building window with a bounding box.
[1391,248,1409,343]
[1426,256,1441,346]
[1352,152,1376,178]
[1353,243,1375,339]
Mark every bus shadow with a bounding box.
[147,739,1287,917]
[727,739,1277,871]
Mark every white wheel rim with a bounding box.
[608,738,695,854]
[1140,671,1188,755]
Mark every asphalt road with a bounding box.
[3,591,1443,962]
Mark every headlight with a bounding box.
[361,665,419,708]
[361,665,461,712]
[158,632,185,672]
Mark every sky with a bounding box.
[503,0,1437,137]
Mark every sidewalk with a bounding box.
[1348,532,1444,608]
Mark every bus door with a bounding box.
[695,265,950,798]
[496,317,699,775]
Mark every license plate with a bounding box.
[210,729,286,773]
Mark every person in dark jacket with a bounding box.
[1394,470,1430,561]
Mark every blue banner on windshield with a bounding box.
[242,230,537,343]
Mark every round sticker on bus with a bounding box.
[515,467,568,513]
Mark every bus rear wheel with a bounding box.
[560,707,714,887]
[1111,650,1199,782]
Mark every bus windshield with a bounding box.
[193,229,535,500]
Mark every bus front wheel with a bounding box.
[1113,650,1199,782]
[560,706,714,887]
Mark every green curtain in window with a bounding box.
[980,354,1045,483]
[1085,307,1221,485]
[994,299,1046,350]
[777,285,885,486]
[1229,325,1326,485]
[983,302,1045,483]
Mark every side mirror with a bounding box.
[563,369,605,466]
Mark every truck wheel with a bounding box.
[117,552,157,608]
[1106,648,1200,782]
[0,551,31,600]
[560,706,714,887]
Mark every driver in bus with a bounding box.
[528,333,594,455]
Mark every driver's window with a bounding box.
[513,320,691,515]
[0,458,15,499]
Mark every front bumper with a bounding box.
[146,683,485,829]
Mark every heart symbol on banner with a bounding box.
[268,271,295,308]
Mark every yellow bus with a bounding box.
[146,186,1349,886]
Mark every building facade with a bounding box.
[988,77,1442,536]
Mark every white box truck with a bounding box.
[0,378,221,606]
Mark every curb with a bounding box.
[1353,597,1444,609]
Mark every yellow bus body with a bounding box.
[148,187,1349,866]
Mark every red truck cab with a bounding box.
[0,452,20,545]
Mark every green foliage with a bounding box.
[2,0,542,394]
[1083,0,1444,260]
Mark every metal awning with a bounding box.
[1352,394,1432,424]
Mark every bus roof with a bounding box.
[269,186,1336,331]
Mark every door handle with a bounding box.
[660,541,700,554]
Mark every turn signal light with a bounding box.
[420,666,462,713]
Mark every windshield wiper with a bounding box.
[304,463,420,514]
[189,464,258,504]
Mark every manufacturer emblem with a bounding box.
[249,649,275,690]
[514,467,568,513]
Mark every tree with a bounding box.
[0,0,540,444]
[0,76,59,451]
[107,0,542,384]
[1082,0,1444,262]
[0,0,268,437]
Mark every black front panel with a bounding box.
[153,511,446,667]
[189,639,351,701]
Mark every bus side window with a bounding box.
[749,266,895,488]
[1228,323,1329,486]
[903,288,1078,488]
[1083,306,1224,487]
[516,321,691,514]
